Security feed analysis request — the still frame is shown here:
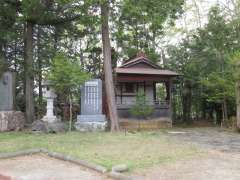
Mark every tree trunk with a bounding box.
[216,104,222,125]
[101,1,119,131]
[192,0,202,28]
[236,81,240,129]
[160,48,166,68]
[54,26,59,52]
[37,26,43,119]
[182,80,192,123]
[223,97,228,125]
[221,103,225,127]
[221,97,228,127]
[69,94,72,131]
[24,22,35,124]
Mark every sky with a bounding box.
[163,0,233,45]
[178,0,231,29]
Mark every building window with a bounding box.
[124,83,134,93]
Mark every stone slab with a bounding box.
[81,79,103,115]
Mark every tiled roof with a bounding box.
[120,54,161,68]
[117,52,178,76]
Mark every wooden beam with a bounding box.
[116,75,171,82]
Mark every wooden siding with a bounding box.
[119,118,172,130]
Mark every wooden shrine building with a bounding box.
[114,52,178,129]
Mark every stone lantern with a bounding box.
[42,81,59,123]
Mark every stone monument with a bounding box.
[75,79,107,131]
[0,71,15,110]
[0,71,24,132]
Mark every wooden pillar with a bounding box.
[165,81,170,102]
[169,80,172,105]
[169,79,173,124]
[153,82,156,103]
[144,81,146,95]
[120,83,123,104]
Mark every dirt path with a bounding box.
[0,154,110,180]
[133,127,240,180]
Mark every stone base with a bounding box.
[77,114,106,122]
[32,120,66,133]
[75,121,107,132]
[0,111,25,132]
[41,115,60,123]
[75,114,107,132]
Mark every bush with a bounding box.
[130,89,154,119]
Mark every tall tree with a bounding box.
[0,1,17,74]
[167,6,238,124]
[101,0,119,131]
[231,51,240,130]
[24,22,35,123]
[113,0,184,61]
[19,0,89,123]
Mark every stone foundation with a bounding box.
[75,120,107,132]
[31,120,66,133]
[119,118,172,130]
[0,111,25,132]
[42,115,60,123]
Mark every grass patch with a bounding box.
[0,131,202,171]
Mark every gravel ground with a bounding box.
[133,151,240,180]
[167,127,240,154]
[0,154,110,180]
[133,127,240,180]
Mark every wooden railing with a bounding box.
[116,100,170,109]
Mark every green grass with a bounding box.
[0,131,202,171]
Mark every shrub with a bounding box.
[130,89,154,119]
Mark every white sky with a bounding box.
[162,0,233,45]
